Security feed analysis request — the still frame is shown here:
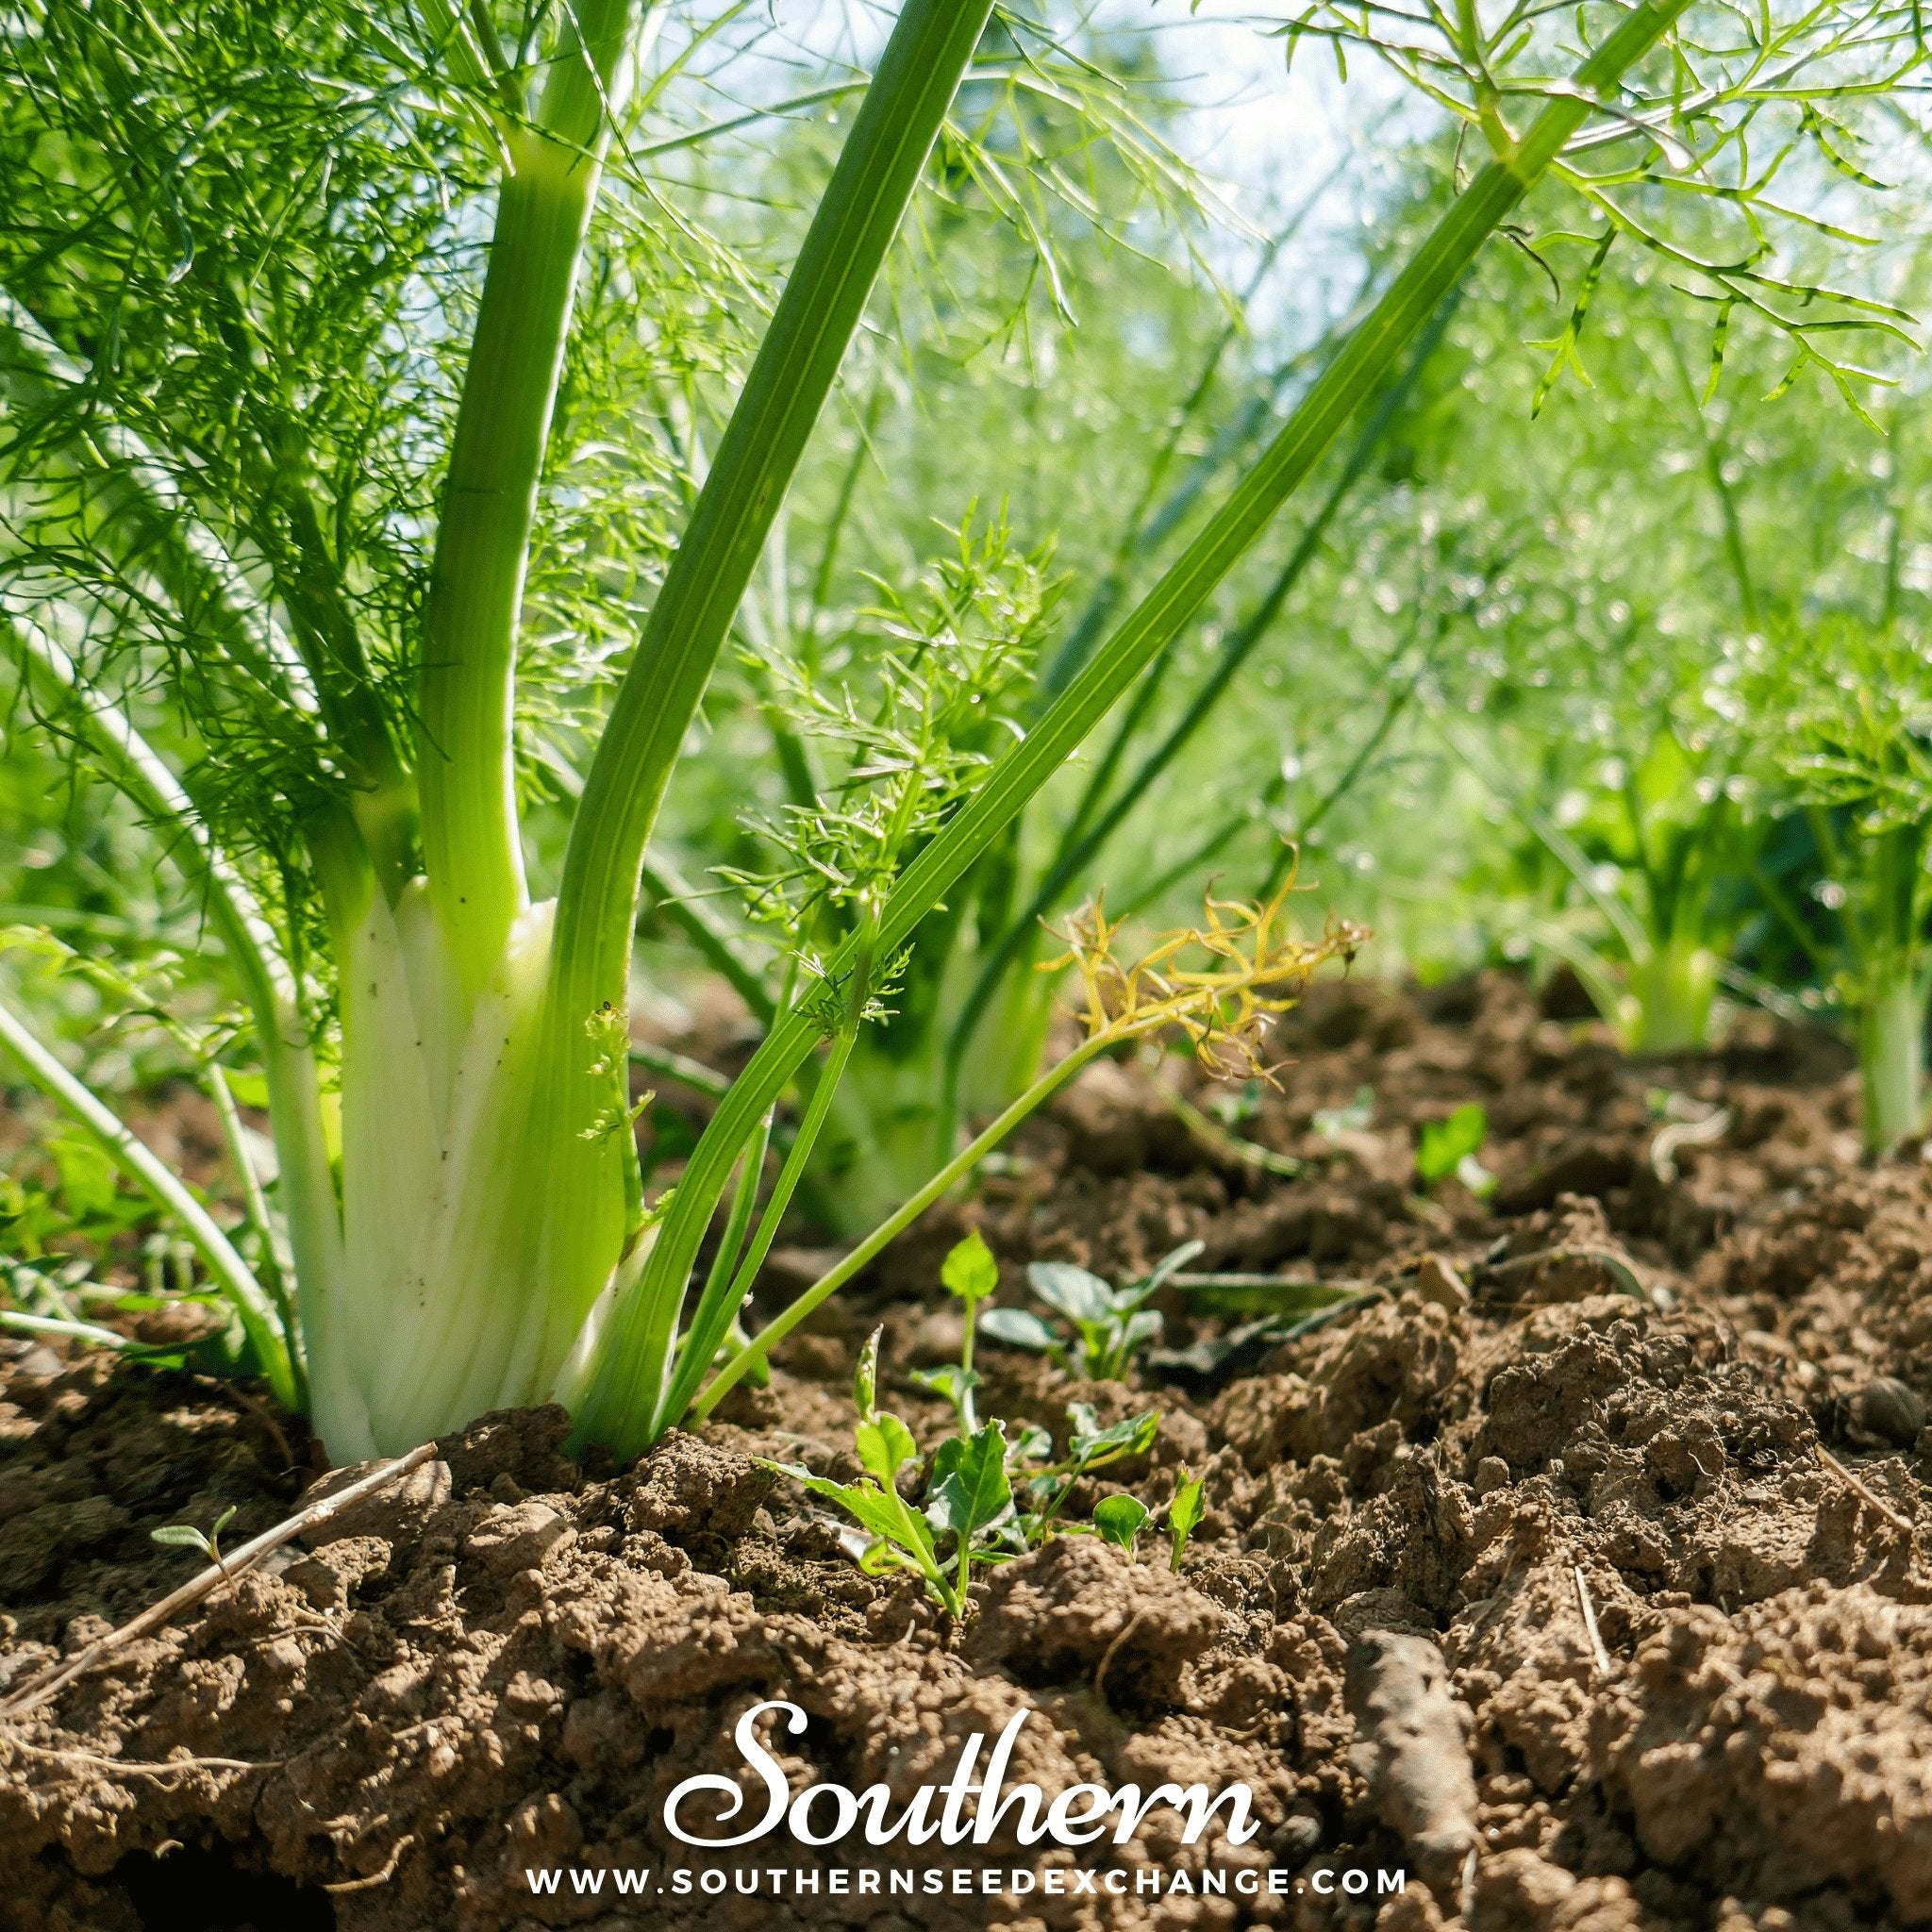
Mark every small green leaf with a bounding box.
[223,1071,272,1110]
[941,1229,999,1305]
[1169,1471,1206,1572]
[1027,1261,1118,1326]
[49,1134,120,1224]
[150,1525,209,1551]
[1093,1493,1149,1551]
[854,1324,883,1423]
[856,1412,918,1486]
[774,1463,933,1556]
[1174,1276,1355,1317]
[858,1488,939,1559]
[1417,1103,1488,1183]
[1073,1318,1116,1378]
[979,1307,1060,1352]
[926,1422,1011,1539]
[1132,1239,1206,1301]
[909,1362,979,1407]
[929,1433,963,1489]
[1070,1406,1161,1467]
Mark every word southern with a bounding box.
[664,1700,1259,1851]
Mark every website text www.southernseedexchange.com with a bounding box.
[522,1862,1409,1900]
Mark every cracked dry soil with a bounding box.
[3,973,1930,1932]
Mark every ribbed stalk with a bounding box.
[542,0,998,1437]
[573,0,1693,1456]
[544,0,997,1081]
[418,0,646,1004]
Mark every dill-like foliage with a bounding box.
[723,509,1065,947]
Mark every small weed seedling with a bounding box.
[981,1240,1203,1380]
[1168,1470,1206,1573]
[765,1329,1011,1619]
[910,1231,1000,1432]
[151,1505,239,1574]
[770,1324,1168,1614]
[1415,1103,1496,1197]
[1013,1403,1162,1541]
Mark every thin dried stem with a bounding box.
[1815,1443,1916,1537]
[0,1441,439,1721]
[1573,1564,1615,1679]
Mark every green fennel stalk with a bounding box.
[576,0,1701,1457]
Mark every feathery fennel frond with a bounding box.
[724,510,1064,945]
[1275,0,1924,415]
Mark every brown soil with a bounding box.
[3,973,1928,1932]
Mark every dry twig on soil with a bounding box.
[1573,1565,1615,1680]
[1343,1630,1481,1888]
[0,1441,440,1721]
[10,1743,281,1776]
[1814,1443,1916,1538]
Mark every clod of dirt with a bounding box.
[1212,1294,1462,1471]
[1471,1849,1657,1932]
[1343,1629,1480,1887]
[1595,1583,1932,1918]
[620,1429,774,1541]
[971,1536,1223,1707]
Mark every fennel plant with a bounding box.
[1,0,1911,1463]
[1449,715,1749,1052]
[1745,621,1932,1148]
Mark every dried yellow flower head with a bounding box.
[1041,872,1367,1081]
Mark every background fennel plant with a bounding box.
[1742,621,1932,1148]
